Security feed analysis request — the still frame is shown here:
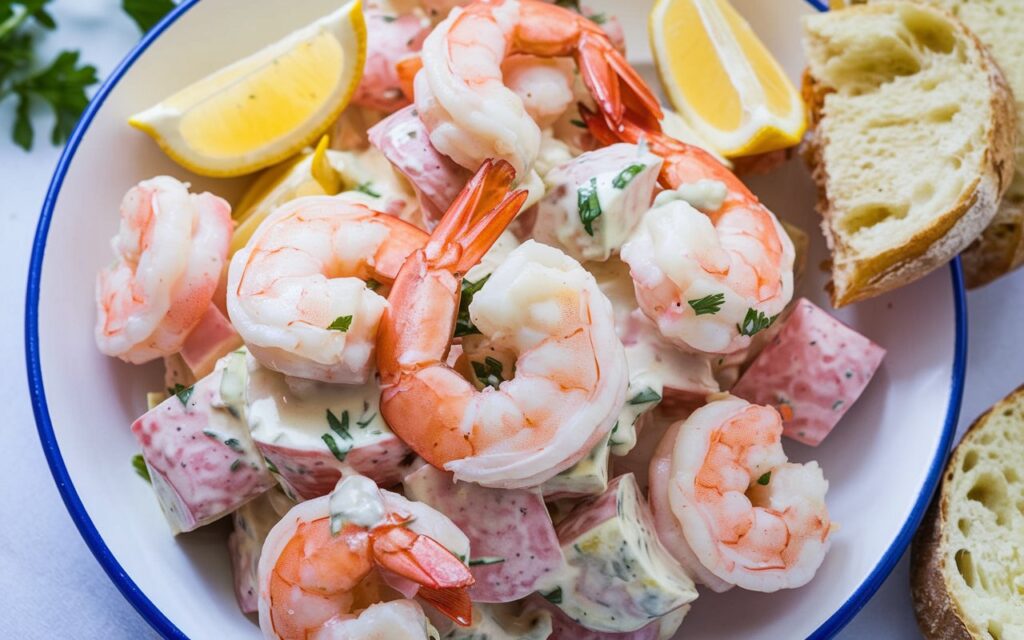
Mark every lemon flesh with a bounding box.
[130,1,366,177]
[650,0,806,158]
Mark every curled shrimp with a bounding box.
[414,0,659,178]
[649,395,832,592]
[376,159,628,489]
[95,176,232,364]
[258,475,474,639]
[226,195,428,383]
[584,112,795,355]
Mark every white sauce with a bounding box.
[329,475,386,532]
[653,180,728,213]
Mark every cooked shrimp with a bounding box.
[586,114,795,355]
[310,600,436,640]
[353,3,432,114]
[414,0,659,178]
[259,475,474,640]
[376,159,628,489]
[650,395,832,592]
[501,55,575,129]
[227,195,428,383]
[95,176,232,364]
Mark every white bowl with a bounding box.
[25,0,965,638]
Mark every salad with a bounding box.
[95,1,886,638]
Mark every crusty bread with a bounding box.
[801,2,1016,306]
[911,386,1024,640]
[837,0,1024,289]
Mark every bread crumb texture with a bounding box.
[944,393,1024,638]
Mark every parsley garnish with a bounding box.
[131,454,151,484]
[541,587,563,604]
[468,556,505,566]
[553,0,581,11]
[171,383,193,406]
[122,0,176,33]
[322,433,350,462]
[577,177,602,236]
[229,459,242,473]
[757,471,771,486]
[589,12,607,25]
[471,356,505,389]
[454,274,490,337]
[737,308,777,337]
[223,438,243,453]
[381,14,396,23]
[688,293,725,316]
[328,315,353,332]
[365,279,381,292]
[0,2,99,150]
[628,387,662,405]
[612,163,645,189]
[264,456,280,475]
[355,182,381,197]
[569,118,587,129]
[326,409,352,440]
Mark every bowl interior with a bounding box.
[29,1,962,638]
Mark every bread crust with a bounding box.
[961,197,1024,289]
[801,2,1018,307]
[910,384,1024,640]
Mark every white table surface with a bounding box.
[4,2,1023,638]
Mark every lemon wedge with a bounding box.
[650,0,806,158]
[130,1,367,177]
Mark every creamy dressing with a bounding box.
[328,475,386,532]
[653,180,728,213]
[443,603,553,640]
[541,435,610,498]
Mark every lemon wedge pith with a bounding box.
[650,0,806,158]
[130,1,366,178]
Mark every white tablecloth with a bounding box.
[5,2,1023,638]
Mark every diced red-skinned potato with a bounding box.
[227,488,293,613]
[403,464,564,603]
[180,303,242,379]
[731,298,886,446]
[131,355,274,533]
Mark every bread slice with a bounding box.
[911,385,1024,639]
[801,2,1016,306]
[836,0,1024,289]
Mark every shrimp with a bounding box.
[585,112,796,355]
[95,176,232,364]
[352,3,432,114]
[311,600,437,639]
[413,0,659,179]
[227,195,428,383]
[376,159,629,489]
[259,475,474,639]
[649,395,832,592]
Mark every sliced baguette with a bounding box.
[801,2,1016,306]
[911,386,1024,639]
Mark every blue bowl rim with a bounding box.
[23,0,966,638]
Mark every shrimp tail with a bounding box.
[425,158,529,272]
[574,33,662,131]
[370,524,475,625]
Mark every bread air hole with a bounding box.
[841,203,909,234]
[956,548,976,587]
[958,518,970,536]
[963,449,979,472]
[988,620,1003,640]
[966,473,1013,526]
[901,9,956,55]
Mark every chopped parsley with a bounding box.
[223,438,243,453]
[588,12,607,25]
[832,399,845,411]
[328,315,353,332]
[612,163,645,189]
[365,279,381,292]
[131,454,151,484]
[577,177,602,236]
[355,182,381,198]
[327,409,352,441]
[569,118,587,129]
[553,0,581,11]
[229,459,243,473]
[757,471,771,486]
[688,293,725,316]
[380,14,396,22]
[737,308,777,337]
[628,387,662,405]
[468,556,506,566]
[541,587,563,604]
[471,356,505,389]
[171,383,193,406]
[264,456,280,475]
[322,433,351,462]
[454,274,490,337]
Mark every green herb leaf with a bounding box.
[131,454,151,484]
[122,0,176,33]
[322,433,351,462]
[569,118,587,129]
[365,279,381,292]
[229,459,242,473]
[588,12,607,25]
[757,471,771,486]
[553,0,581,12]
[628,387,662,405]
[737,308,778,337]
[577,177,602,236]
[541,587,563,604]
[471,356,505,389]
[172,383,194,406]
[688,293,726,316]
[223,438,243,453]
[328,315,353,332]
[454,274,490,338]
[381,14,396,22]
[264,456,280,475]
[468,556,506,566]
[355,181,381,198]
[326,409,352,440]
[5,49,98,150]
[612,163,645,189]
